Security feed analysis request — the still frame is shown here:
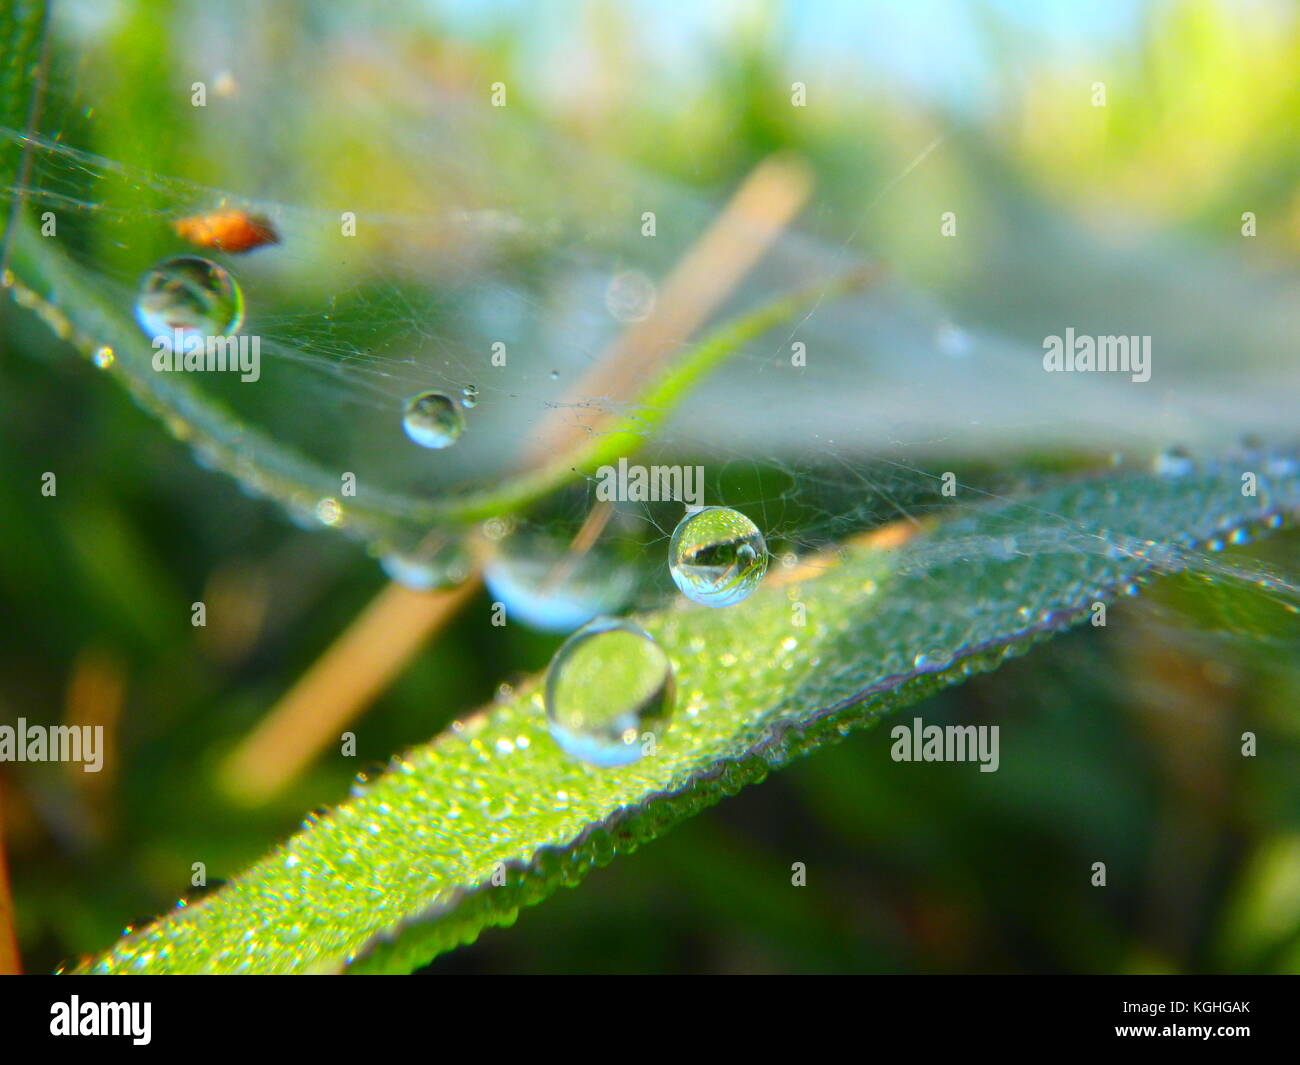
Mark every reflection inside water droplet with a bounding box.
[669,506,768,607]
[135,255,244,341]
[461,384,479,408]
[545,617,674,767]
[401,391,464,449]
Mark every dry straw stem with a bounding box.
[525,153,814,462]
[219,576,482,804]
[219,154,814,804]
[63,646,126,843]
[767,519,922,588]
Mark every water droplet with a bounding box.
[135,255,244,340]
[605,269,657,323]
[913,651,952,672]
[401,391,464,449]
[669,506,768,607]
[1266,454,1297,477]
[379,537,472,590]
[934,321,971,357]
[482,515,514,541]
[461,384,479,408]
[549,369,560,380]
[545,617,674,767]
[92,346,114,369]
[483,533,637,633]
[1153,446,1195,477]
[314,497,342,526]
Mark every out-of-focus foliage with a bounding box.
[2,0,1299,974]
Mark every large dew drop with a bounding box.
[401,391,464,449]
[544,617,674,767]
[483,534,636,633]
[668,506,768,607]
[135,255,244,340]
[379,537,473,590]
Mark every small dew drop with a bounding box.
[402,391,464,449]
[669,506,768,608]
[92,346,115,369]
[545,617,674,767]
[135,255,244,340]
[461,384,479,408]
[913,651,952,672]
[314,497,342,526]
[1266,454,1297,477]
[1153,446,1196,477]
[605,269,657,323]
[935,321,972,358]
[482,515,514,542]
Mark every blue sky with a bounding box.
[422,0,1146,111]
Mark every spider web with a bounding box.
[4,0,1299,635]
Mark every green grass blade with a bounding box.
[0,0,48,271]
[74,454,1300,973]
[3,214,859,540]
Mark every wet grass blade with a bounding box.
[0,0,48,274]
[75,454,1300,973]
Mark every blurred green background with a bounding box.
[2,0,1299,973]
